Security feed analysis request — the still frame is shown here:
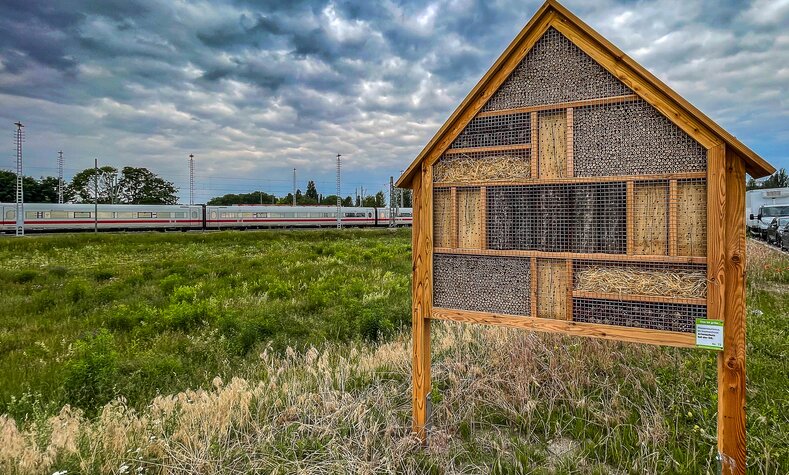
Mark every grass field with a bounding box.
[0,229,412,419]
[0,231,787,474]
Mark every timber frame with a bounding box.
[399,1,774,474]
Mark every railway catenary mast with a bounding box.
[189,154,194,205]
[292,168,296,206]
[14,121,24,236]
[57,150,64,204]
[336,154,341,229]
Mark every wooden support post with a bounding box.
[480,186,487,250]
[626,181,634,255]
[530,256,538,318]
[450,187,458,249]
[718,146,746,474]
[669,179,678,256]
[566,107,574,177]
[412,163,432,443]
[530,111,538,178]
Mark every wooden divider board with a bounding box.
[457,188,483,249]
[538,111,567,179]
[536,258,568,320]
[433,189,452,248]
[633,182,668,255]
[678,181,707,257]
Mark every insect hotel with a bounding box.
[396,1,775,473]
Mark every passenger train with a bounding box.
[0,203,412,233]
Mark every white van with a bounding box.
[746,188,789,238]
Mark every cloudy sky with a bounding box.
[1,0,787,203]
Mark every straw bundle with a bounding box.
[433,154,530,183]
[575,266,707,299]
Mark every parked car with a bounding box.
[766,217,789,246]
[780,220,789,251]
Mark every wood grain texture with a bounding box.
[433,171,707,188]
[411,163,432,442]
[430,307,697,348]
[457,188,483,249]
[537,259,568,319]
[432,189,452,248]
[633,181,668,255]
[433,247,707,265]
[566,108,574,177]
[539,111,568,179]
[626,181,634,255]
[707,145,726,326]
[718,149,746,475]
[476,94,638,118]
[669,180,678,256]
[677,180,707,257]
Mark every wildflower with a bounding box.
[119,464,130,474]
[687,411,693,418]
[52,471,68,475]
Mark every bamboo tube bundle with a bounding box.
[573,101,706,176]
[481,27,631,111]
[574,265,707,299]
[433,254,531,316]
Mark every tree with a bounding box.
[117,167,178,204]
[70,166,121,204]
[762,168,789,189]
[208,191,277,205]
[305,180,319,202]
[0,171,74,203]
[746,177,759,191]
[342,196,353,207]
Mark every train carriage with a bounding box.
[0,203,203,233]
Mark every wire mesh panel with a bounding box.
[433,149,531,183]
[433,254,531,315]
[449,113,531,149]
[482,27,632,111]
[485,183,627,253]
[573,298,704,333]
[574,100,707,176]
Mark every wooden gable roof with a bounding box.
[396,0,774,188]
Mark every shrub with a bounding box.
[65,279,90,303]
[93,269,114,281]
[63,329,119,412]
[358,308,394,343]
[13,270,37,284]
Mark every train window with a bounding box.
[116,212,134,219]
[400,212,412,217]
[241,212,254,218]
[253,212,268,218]
[269,212,282,218]
[137,212,153,218]
[175,212,186,218]
[192,211,198,219]
[210,211,217,219]
[98,212,113,218]
[51,211,68,218]
[25,211,44,218]
[283,212,295,218]
[368,212,372,218]
[6,210,15,220]
[74,212,91,218]
[158,212,171,218]
[296,212,310,218]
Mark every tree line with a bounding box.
[2,168,412,207]
[747,168,788,191]
[0,166,178,204]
